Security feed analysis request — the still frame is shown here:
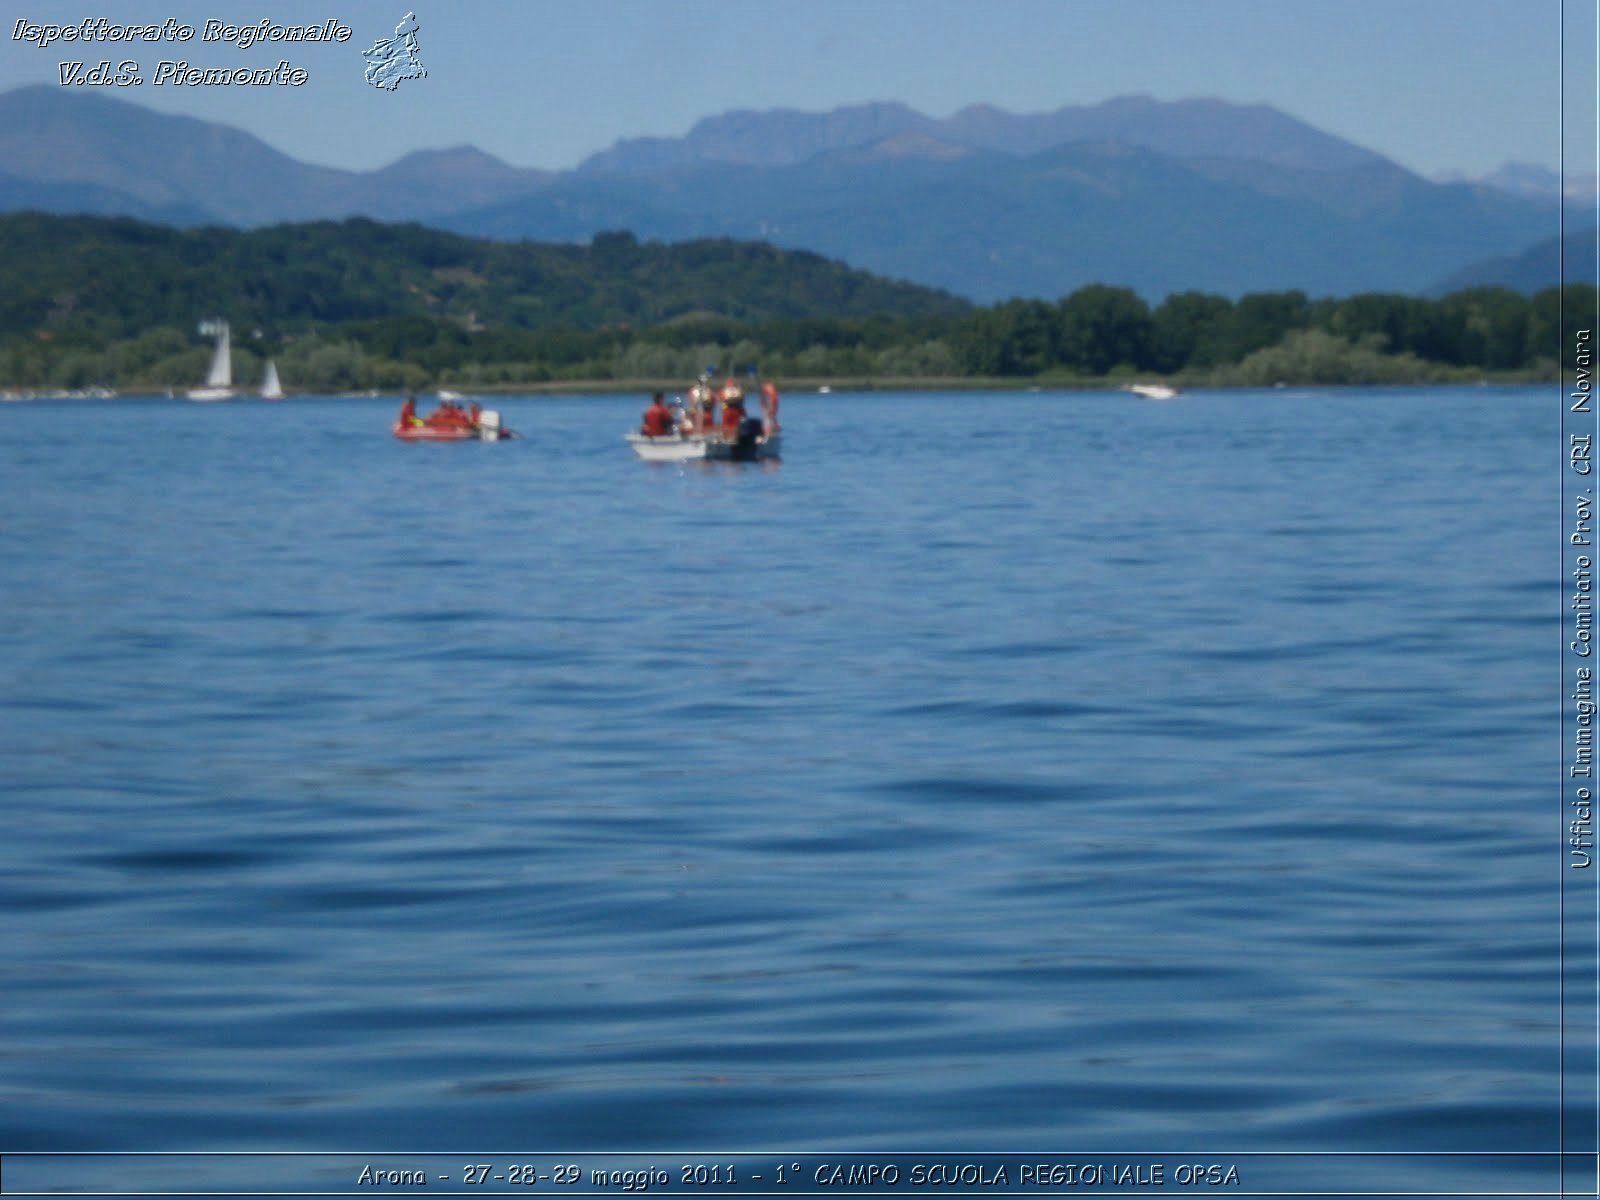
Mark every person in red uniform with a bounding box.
[716,377,745,438]
[759,380,781,435]
[640,391,674,437]
[431,401,473,429]
[398,395,422,427]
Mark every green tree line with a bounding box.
[0,213,1585,390]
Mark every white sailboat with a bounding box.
[261,358,284,401]
[188,321,234,401]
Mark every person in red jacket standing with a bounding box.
[720,394,746,440]
[759,380,781,436]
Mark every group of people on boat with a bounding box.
[639,374,781,441]
[398,394,483,431]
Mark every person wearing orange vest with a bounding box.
[426,401,469,429]
[721,394,746,439]
[759,380,781,435]
[641,391,674,437]
[717,377,746,439]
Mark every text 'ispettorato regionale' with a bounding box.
[14,17,354,88]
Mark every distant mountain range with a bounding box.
[576,95,1389,174]
[0,85,1575,303]
[0,86,552,227]
[1434,161,1599,205]
[1429,228,1600,294]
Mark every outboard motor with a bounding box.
[476,410,502,440]
[732,415,764,460]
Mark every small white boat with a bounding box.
[260,360,286,401]
[188,321,234,401]
[1125,382,1181,400]
[261,359,284,401]
[626,431,782,462]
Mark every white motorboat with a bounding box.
[626,431,782,462]
[631,373,783,461]
[1125,382,1182,400]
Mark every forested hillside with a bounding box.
[0,214,968,334]
[0,213,1584,391]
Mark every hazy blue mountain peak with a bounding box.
[0,84,1557,304]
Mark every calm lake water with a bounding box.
[0,386,1566,1194]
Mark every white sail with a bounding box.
[261,358,283,400]
[188,321,234,401]
[205,325,232,388]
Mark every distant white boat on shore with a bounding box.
[1125,382,1181,400]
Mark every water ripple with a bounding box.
[0,388,1552,1172]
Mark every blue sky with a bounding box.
[2,0,1593,179]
